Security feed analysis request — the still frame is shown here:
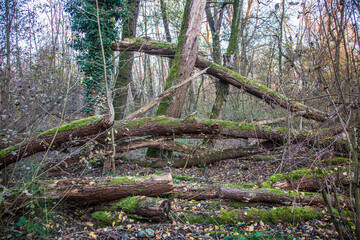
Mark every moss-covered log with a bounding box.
[1,116,347,170]
[108,196,171,221]
[38,173,173,205]
[133,146,264,168]
[0,115,113,170]
[219,187,322,206]
[111,38,328,122]
[172,184,323,206]
[174,206,323,225]
[263,168,353,191]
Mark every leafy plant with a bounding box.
[16,216,47,237]
[65,0,126,115]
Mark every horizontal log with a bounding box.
[39,173,173,205]
[172,184,323,206]
[111,38,328,122]
[271,175,352,192]
[0,115,113,170]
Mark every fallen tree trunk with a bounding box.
[111,38,328,122]
[39,173,173,205]
[1,116,346,170]
[271,175,353,192]
[104,196,171,222]
[48,142,264,174]
[0,115,113,170]
[132,146,266,168]
[174,206,323,225]
[172,184,323,206]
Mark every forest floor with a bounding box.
[4,151,341,239]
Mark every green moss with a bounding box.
[149,41,175,49]
[38,115,102,137]
[178,206,322,225]
[108,177,137,185]
[109,196,168,214]
[172,174,196,182]
[92,211,114,223]
[226,183,254,189]
[200,118,260,131]
[274,126,290,133]
[151,116,182,125]
[0,144,18,157]
[323,157,350,164]
[124,118,149,128]
[109,196,140,212]
[262,169,315,188]
[92,211,125,226]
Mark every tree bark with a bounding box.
[39,173,173,205]
[1,116,346,170]
[111,38,328,122]
[146,0,205,158]
[132,146,264,168]
[113,0,140,120]
[172,184,323,206]
[109,196,171,222]
[271,175,353,192]
[209,0,244,119]
[0,115,113,170]
[166,0,206,118]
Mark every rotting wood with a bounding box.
[108,196,171,222]
[172,184,323,206]
[39,173,173,205]
[111,38,328,122]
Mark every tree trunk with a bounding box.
[113,0,140,120]
[39,173,173,205]
[166,0,206,118]
[210,0,244,119]
[111,38,328,122]
[159,0,172,43]
[148,0,206,158]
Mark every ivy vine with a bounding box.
[65,0,126,115]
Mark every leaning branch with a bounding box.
[126,68,208,120]
[111,38,328,122]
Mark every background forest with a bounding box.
[0,0,359,239]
